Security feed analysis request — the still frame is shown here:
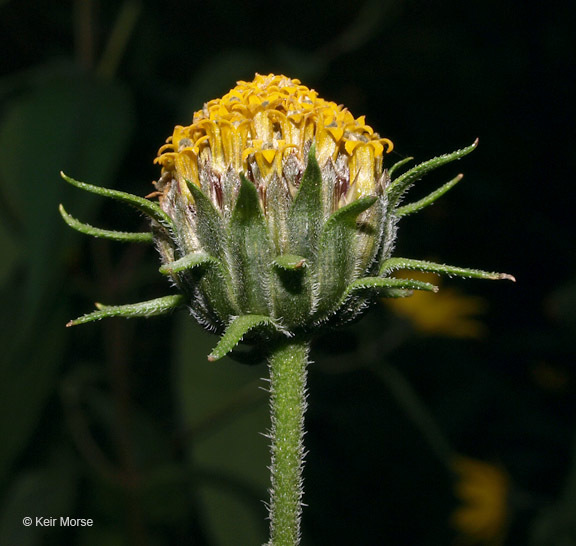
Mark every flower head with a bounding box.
[145,74,404,340]
[60,74,513,360]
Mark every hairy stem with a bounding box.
[267,339,310,546]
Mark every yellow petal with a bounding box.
[260,149,276,164]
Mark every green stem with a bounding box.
[267,338,310,546]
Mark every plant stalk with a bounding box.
[267,338,310,546]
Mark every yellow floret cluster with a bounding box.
[155,73,393,199]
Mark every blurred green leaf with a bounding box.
[0,69,134,491]
[0,218,21,285]
[0,448,78,546]
[0,303,68,487]
[139,464,189,525]
[174,316,269,546]
[77,526,127,546]
[0,72,134,324]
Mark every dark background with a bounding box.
[1,1,575,544]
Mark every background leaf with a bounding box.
[174,316,269,546]
[0,69,134,497]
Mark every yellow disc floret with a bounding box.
[155,73,393,200]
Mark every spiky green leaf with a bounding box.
[314,196,378,318]
[270,254,310,327]
[159,251,236,326]
[185,180,227,260]
[59,204,153,243]
[159,252,219,275]
[67,295,185,326]
[342,276,438,302]
[60,171,173,230]
[208,314,277,362]
[395,174,464,217]
[229,175,273,314]
[380,257,515,281]
[266,172,292,253]
[388,156,414,178]
[387,140,478,206]
[272,255,307,271]
[287,145,323,257]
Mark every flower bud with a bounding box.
[152,74,398,334]
[61,74,513,357]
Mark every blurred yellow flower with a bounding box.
[451,456,509,545]
[384,271,488,338]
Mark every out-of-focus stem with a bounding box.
[97,0,141,79]
[74,0,95,70]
